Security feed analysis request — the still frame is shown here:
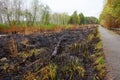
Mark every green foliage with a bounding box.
[0,23,9,28]
[79,13,85,25]
[85,17,99,24]
[69,11,79,24]
[95,56,105,65]
[40,24,57,29]
[69,11,98,25]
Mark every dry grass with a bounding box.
[0,25,83,35]
[22,71,39,80]
[62,61,85,79]
[39,64,57,80]
[89,28,106,79]
[8,38,18,57]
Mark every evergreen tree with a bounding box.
[79,13,85,25]
[69,11,79,24]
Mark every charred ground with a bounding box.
[0,26,106,80]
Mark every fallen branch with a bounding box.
[51,35,65,58]
[26,59,41,68]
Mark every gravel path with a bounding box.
[98,26,120,80]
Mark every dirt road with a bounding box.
[98,26,120,80]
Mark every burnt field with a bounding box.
[0,26,106,80]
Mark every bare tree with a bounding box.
[41,5,51,24]
[0,1,3,23]
[2,0,11,26]
[50,13,70,25]
[31,0,39,26]
[0,0,52,26]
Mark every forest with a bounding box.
[100,0,120,28]
[0,0,98,30]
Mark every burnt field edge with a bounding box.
[0,26,106,80]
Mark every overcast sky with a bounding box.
[40,0,104,18]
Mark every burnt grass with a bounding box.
[0,26,106,80]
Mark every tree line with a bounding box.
[69,11,99,25]
[0,0,99,27]
[100,0,120,28]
